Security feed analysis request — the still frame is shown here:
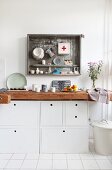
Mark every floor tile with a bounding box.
[0,160,9,168]
[82,160,99,169]
[53,160,67,169]
[21,160,38,169]
[107,155,112,160]
[96,159,112,169]
[80,153,94,160]
[93,153,108,160]
[67,154,80,160]
[39,154,52,160]
[37,159,52,169]
[5,160,23,169]
[53,154,66,160]
[0,154,12,160]
[25,153,39,160]
[11,153,26,160]
[67,160,83,169]
[4,169,19,170]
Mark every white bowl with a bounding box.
[32,47,44,60]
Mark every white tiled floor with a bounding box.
[0,152,111,170]
[0,141,112,170]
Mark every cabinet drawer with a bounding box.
[0,127,39,153]
[65,101,88,126]
[0,101,40,127]
[40,127,89,153]
[41,101,62,126]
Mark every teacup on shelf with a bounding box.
[30,70,35,74]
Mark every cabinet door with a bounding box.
[0,128,39,153]
[40,127,89,153]
[0,101,40,127]
[41,101,62,126]
[65,101,88,126]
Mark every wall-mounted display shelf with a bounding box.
[27,34,84,76]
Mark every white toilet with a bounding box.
[92,120,112,155]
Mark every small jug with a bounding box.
[36,68,39,74]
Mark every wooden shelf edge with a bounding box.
[0,94,11,104]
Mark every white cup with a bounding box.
[35,87,41,92]
[40,70,44,74]
[44,88,48,92]
[51,87,56,93]
[42,60,46,65]
[30,70,35,74]
[32,84,38,91]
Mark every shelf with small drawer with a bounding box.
[27,34,83,76]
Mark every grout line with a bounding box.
[19,153,27,169]
[80,157,85,170]
[52,153,53,169]
[35,155,39,169]
[94,158,101,170]
[3,153,14,169]
[66,154,68,169]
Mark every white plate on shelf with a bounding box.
[53,56,64,65]
[6,73,27,89]
[32,47,44,60]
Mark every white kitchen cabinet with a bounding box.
[0,101,40,127]
[0,127,39,153]
[41,101,63,126]
[40,127,89,153]
[65,101,88,126]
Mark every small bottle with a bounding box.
[48,66,52,73]
[36,68,39,74]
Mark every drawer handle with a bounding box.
[14,104,16,106]
[14,130,16,132]
[75,104,78,106]
[75,116,77,118]
[0,97,2,100]
[63,130,65,132]
[50,104,53,106]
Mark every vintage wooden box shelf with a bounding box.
[27,34,84,76]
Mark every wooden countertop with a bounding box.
[0,90,112,103]
[6,91,89,100]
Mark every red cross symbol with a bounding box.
[62,46,66,51]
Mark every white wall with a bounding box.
[0,0,112,137]
[0,0,105,88]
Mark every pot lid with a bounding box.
[92,120,112,129]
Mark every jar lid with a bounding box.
[92,120,112,129]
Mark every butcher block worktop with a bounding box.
[0,90,112,103]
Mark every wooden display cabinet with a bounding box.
[27,34,84,76]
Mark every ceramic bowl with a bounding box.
[32,47,44,60]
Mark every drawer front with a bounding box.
[65,101,88,126]
[40,127,89,153]
[41,101,62,126]
[0,128,39,153]
[0,101,40,127]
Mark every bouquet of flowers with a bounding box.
[88,60,103,88]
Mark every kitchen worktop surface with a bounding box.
[0,90,112,103]
[6,90,89,100]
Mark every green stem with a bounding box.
[92,80,95,88]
